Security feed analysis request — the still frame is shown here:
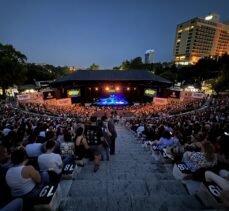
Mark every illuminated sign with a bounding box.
[144,89,156,97]
[43,91,56,100]
[67,89,80,97]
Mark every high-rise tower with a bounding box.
[173,13,229,65]
[145,49,154,64]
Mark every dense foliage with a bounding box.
[0,42,229,95]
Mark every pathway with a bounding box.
[61,125,202,211]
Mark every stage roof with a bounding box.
[54,70,172,84]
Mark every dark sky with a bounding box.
[1,0,229,69]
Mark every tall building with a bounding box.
[145,49,154,64]
[173,13,229,65]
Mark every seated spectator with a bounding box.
[184,132,207,152]
[182,142,217,173]
[5,148,41,197]
[136,123,144,137]
[2,124,11,137]
[25,133,43,158]
[0,164,12,210]
[38,140,63,181]
[215,132,229,170]
[56,127,64,144]
[0,145,11,168]
[153,130,176,150]
[165,131,184,162]
[60,133,75,157]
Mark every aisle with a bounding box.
[61,125,201,211]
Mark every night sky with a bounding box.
[1,0,229,69]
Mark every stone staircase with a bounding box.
[60,125,203,211]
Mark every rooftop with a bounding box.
[54,69,172,84]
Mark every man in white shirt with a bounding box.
[38,140,63,175]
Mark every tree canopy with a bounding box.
[212,64,229,92]
[0,43,27,96]
[113,54,229,91]
[1,42,229,95]
[87,63,99,70]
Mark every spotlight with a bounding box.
[127,87,130,91]
[116,87,120,91]
[105,87,109,91]
[95,87,98,91]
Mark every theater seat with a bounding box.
[196,182,225,209]
[33,183,62,211]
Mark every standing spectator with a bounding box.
[99,117,111,161]
[108,114,117,155]
[84,116,104,172]
[75,127,89,165]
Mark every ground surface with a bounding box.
[61,125,202,211]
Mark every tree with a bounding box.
[25,64,71,84]
[25,64,54,84]
[87,63,99,70]
[118,57,145,70]
[160,71,177,82]
[0,43,27,96]
[112,66,120,70]
[129,57,144,69]
[153,63,163,75]
[212,64,229,93]
[120,60,130,70]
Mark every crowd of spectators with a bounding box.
[0,96,228,209]
[125,96,229,207]
[0,100,119,210]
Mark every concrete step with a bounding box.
[68,180,188,197]
[59,126,205,211]
[61,195,202,211]
[76,171,174,181]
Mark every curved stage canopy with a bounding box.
[53,69,172,84]
[51,70,172,104]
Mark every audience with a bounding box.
[0,95,228,209]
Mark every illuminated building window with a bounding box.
[178,29,183,33]
[175,61,189,65]
[184,27,190,31]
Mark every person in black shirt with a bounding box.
[108,113,117,155]
[84,116,104,172]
